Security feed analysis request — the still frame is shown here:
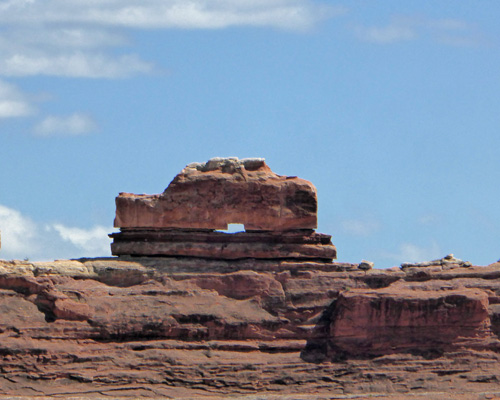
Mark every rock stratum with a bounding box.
[111,157,336,261]
[1,158,500,399]
[1,258,500,399]
[114,157,318,231]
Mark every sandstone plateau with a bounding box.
[1,158,500,399]
[1,258,500,399]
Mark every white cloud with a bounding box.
[383,241,441,264]
[355,16,481,46]
[0,0,337,30]
[0,79,34,118]
[0,0,339,80]
[340,218,380,237]
[0,204,111,260]
[34,113,97,136]
[8,28,127,51]
[0,205,37,257]
[0,0,340,128]
[51,224,111,256]
[356,23,416,44]
[0,52,153,79]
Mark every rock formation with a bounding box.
[114,157,317,231]
[1,258,500,398]
[110,157,336,261]
[1,158,500,399]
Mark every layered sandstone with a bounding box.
[114,157,317,231]
[2,159,500,398]
[110,229,336,260]
[111,157,336,260]
[1,258,500,398]
[304,285,494,361]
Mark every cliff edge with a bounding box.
[1,257,500,399]
[1,158,499,399]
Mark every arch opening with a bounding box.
[216,223,245,234]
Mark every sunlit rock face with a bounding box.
[2,259,500,398]
[111,157,336,260]
[304,286,493,361]
[114,157,318,231]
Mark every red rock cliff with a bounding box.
[1,258,500,398]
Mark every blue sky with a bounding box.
[1,1,499,267]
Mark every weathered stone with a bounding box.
[400,254,472,270]
[110,229,336,260]
[358,260,374,270]
[114,157,317,231]
[1,258,500,398]
[305,285,493,360]
[111,157,334,260]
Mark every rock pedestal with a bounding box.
[110,229,336,261]
[110,157,336,261]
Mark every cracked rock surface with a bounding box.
[1,257,500,399]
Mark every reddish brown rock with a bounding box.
[309,287,493,360]
[110,229,337,260]
[110,158,336,260]
[1,258,500,398]
[114,157,318,231]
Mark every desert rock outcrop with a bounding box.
[2,159,500,399]
[1,259,500,398]
[114,157,317,231]
[111,157,336,260]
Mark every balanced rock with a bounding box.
[114,157,317,231]
[111,157,336,261]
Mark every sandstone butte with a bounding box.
[0,157,500,400]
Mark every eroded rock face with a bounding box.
[111,157,335,260]
[2,258,500,398]
[114,157,318,231]
[316,287,492,359]
[110,229,337,260]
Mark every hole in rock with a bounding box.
[216,223,245,233]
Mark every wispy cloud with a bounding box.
[34,113,97,136]
[0,79,35,118]
[0,205,38,257]
[0,0,339,80]
[418,214,443,226]
[50,224,111,256]
[340,218,381,237]
[0,0,338,30]
[0,52,153,79]
[0,204,111,260]
[382,241,441,265]
[0,0,340,127]
[355,16,483,46]
[356,21,416,44]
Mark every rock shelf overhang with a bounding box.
[110,157,337,261]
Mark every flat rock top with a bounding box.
[114,157,318,231]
